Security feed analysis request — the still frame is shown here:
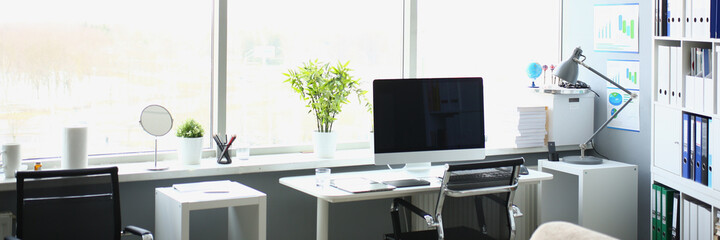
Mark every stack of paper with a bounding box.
[515,106,547,148]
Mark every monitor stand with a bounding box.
[401,162,434,177]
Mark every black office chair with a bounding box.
[385,158,525,240]
[5,167,153,240]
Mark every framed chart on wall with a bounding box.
[594,3,640,53]
[606,59,640,132]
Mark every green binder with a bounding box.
[661,186,667,240]
[660,185,677,240]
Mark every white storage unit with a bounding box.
[155,181,267,240]
[539,159,638,240]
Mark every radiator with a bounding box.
[0,212,12,238]
[410,184,539,240]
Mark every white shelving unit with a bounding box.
[652,0,720,239]
[538,160,638,240]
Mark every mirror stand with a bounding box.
[148,138,168,171]
[140,104,173,171]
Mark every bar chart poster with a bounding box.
[593,3,640,53]
[606,59,640,132]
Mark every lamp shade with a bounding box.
[553,47,584,84]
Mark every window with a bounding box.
[226,0,403,147]
[415,0,560,148]
[0,0,213,159]
[0,0,560,161]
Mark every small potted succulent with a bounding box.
[176,118,204,165]
[284,60,369,158]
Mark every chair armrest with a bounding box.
[391,198,435,226]
[124,225,154,240]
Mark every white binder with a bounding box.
[683,199,690,240]
[694,75,704,112]
[669,46,680,107]
[658,45,671,105]
[685,75,695,110]
[690,200,698,240]
[686,0,693,37]
[668,0,684,37]
[698,204,711,240]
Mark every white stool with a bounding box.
[155,181,267,240]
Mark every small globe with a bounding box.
[526,62,542,79]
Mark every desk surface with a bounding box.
[279,166,553,203]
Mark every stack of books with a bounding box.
[515,106,547,148]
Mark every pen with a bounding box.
[213,134,223,146]
[226,135,237,148]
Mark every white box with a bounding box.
[541,91,594,146]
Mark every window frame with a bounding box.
[14,0,565,165]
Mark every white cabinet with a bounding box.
[653,104,682,174]
[539,159,638,240]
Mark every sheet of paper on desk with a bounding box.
[173,180,234,192]
[330,177,396,193]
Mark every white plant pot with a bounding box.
[178,137,203,165]
[313,131,337,159]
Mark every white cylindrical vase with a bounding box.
[62,126,88,169]
[178,137,203,165]
[368,131,374,154]
[313,131,337,159]
[2,143,21,179]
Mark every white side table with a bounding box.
[155,181,267,240]
[538,159,637,240]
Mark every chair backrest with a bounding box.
[435,157,524,239]
[15,167,121,240]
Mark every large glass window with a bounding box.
[226,0,403,147]
[0,0,213,159]
[0,0,561,161]
[416,0,560,148]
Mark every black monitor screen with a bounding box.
[373,77,485,154]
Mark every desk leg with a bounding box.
[155,190,186,240]
[228,197,266,240]
[317,199,329,240]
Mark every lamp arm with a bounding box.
[573,57,637,158]
[582,95,634,147]
[574,58,634,96]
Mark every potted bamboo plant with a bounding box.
[176,118,204,165]
[284,60,369,158]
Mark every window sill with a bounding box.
[0,145,580,191]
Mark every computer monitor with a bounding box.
[373,77,486,167]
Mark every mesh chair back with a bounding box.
[15,167,121,240]
[436,158,524,240]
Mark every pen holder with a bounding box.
[216,143,232,164]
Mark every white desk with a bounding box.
[538,159,637,240]
[279,166,553,240]
[155,181,267,240]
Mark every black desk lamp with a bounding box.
[553,47,638,164]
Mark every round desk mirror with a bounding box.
[139,105,173,171]
[140,105,173,137]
